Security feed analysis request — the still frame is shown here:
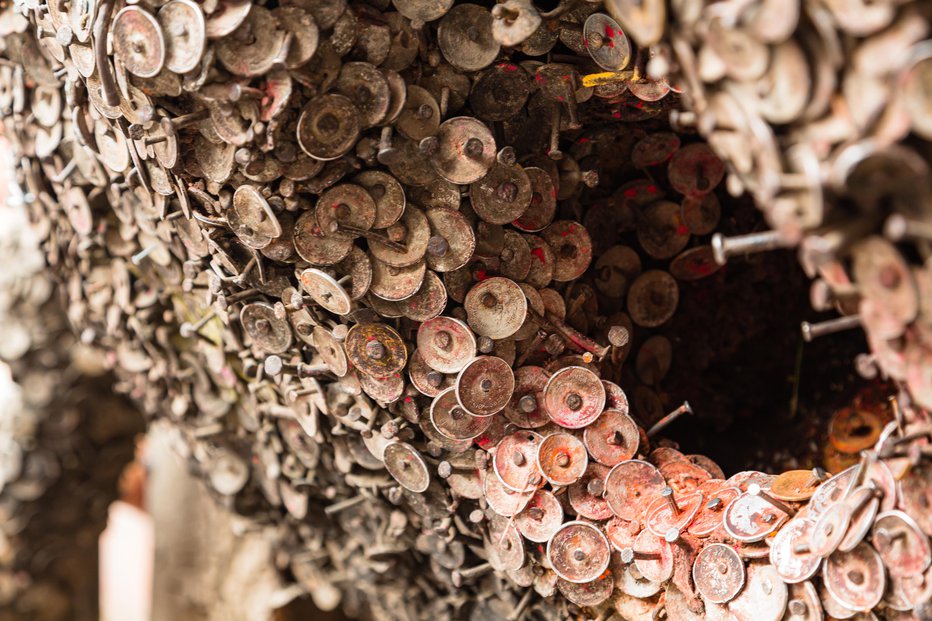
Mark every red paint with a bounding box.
[676,224,689,236]
[404,396,412,403]
[531,248,547,263]
[475,269,488,281]
[612,110,621,118]
[647,185,658,194]
[623,188,638,198]
[577,137,590,144]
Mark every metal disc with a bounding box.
[299,268,352,315]
[605,459,665,521]
[430,387,492,440]
[515,489,564,543]
[537,432,588,486]
[769,517,822,584]
[157,0,206,74]
[432,116,497,184]
[417,316,477,374]
[383,441,430,493]
[112,7,167,78]
[464,277,527,339]
[455,355,515,416]
[693,543,746,604]
[823,543,885,613]
[543,366,605,429]
[547,521,611,584]
[583,408,639,466]
[492,430,544,492]
[343,323,407,377]
[541,220,593,282]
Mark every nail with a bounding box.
[800,314,862,342]
[711,230,793,265]
[131,244,158,265]
[377,126,399,165]
[548,105,563,160]
[180,311,217,338]
[620,547,660,563]
[747,483,795,515]
[264,355,331,379]
[661,486,680,515]
[324,494,367,515]
[884,213,932,242]
[646,401,693,438]
[451,562,492,586]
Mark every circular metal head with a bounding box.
[424,207,476,273]
[541,221,593,282]
[470,162,532,225]
[343,323,407,378]
[668,143,725,198]
[399,271,448,322]
[853,237,918,329]
[469,62,531,122]
[556,573,614,607]
[432,116,497,184]
[483,468,534,517]
[503,365,550,429]
[312,326,349,376]
[632,132,680,169]
[637,200,690,260]
[438,4,500,72]
[430,387,491,440]
[809,501,852,557]
[723,491,789,543]
[369,258,427,301]
[215,5,285,76]
[464,277,527,339]
[391,0,453,24]
[233,185,282,239]
[627,270,679,328]
[493,430,544,492]
[297,93,361,161]
[728,563,788,621]
[334,62,390,129]
[537,432,588,486]
[605,459,666,521]
[838,486,880,553]
[583,407,639,467]
[769,517,821,584]
[490,0,540,47]
[208,450,250,496]
[240,303,292,353]
[543,366,605,429]
[583,13,632,72]
[547,521,611,584]
[568,462,613,520]
[783,581,823,621]
[486,515,526,571]
[823,542,886,613]
[417,316,477,375]
[370,205,431,268]
[299,268,352,316]
[293,209,353,266]
[333,247,372,301]
[899,462,932,537]
[359,370,405,404]
[594,245,642,298]
[632,528,673,583]
[157,0,206,74]
[681,193,721,236]
[635,335,673,386]
[659,460,713,496]
[455,355,515,416]
[353,170,406,230]
[383,441,430,493]
[270,6,319,69]
[669,246,722,282]
[515,490,564,543]
[396,85,440,142]
[315,183,378,237]
[692,543,746,604]
[408,349,453,397]
[872,510,932,578]
[497,231,532,282]
[112,7,167,78]
[513,167,557,233]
